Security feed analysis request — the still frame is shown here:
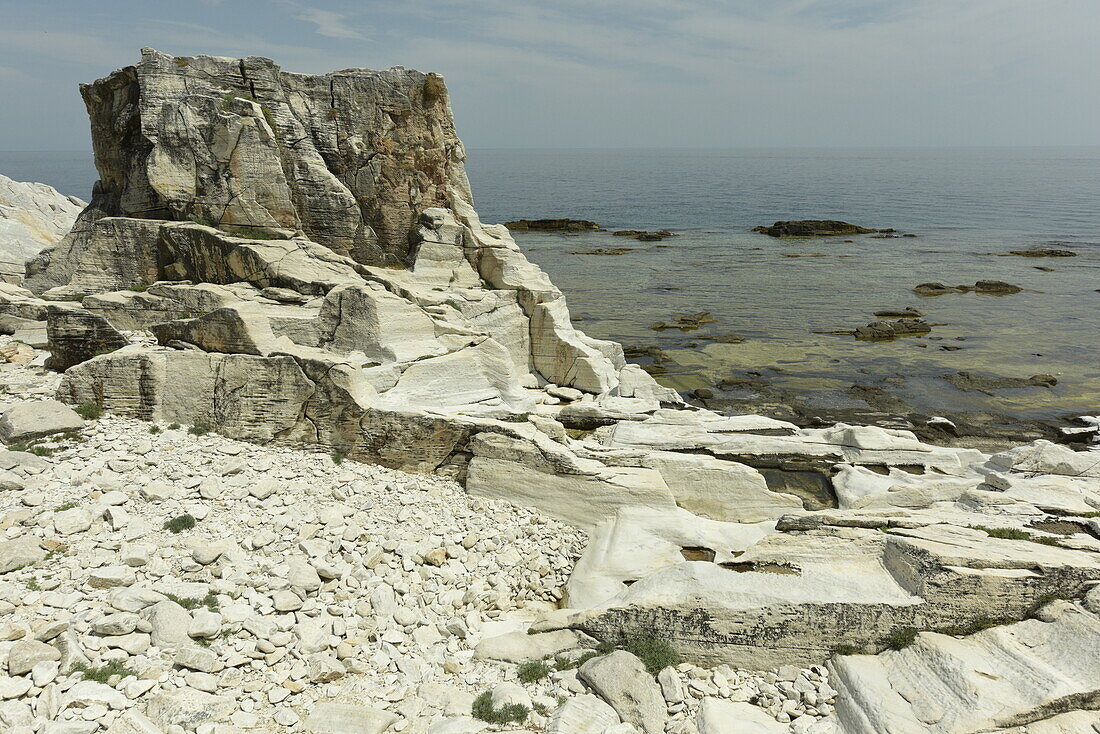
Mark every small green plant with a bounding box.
[71,660,136,683]
[76,402,103,420]
[1079,511,1100,518]
[168,423,181,430]
[832,643,862,656]
[6,442,28,452]
[617,634,679,675]
[30,446,55,457]
[163,590,219,612]
[220,224,284,240]
[43,545,67,561]
[25,578,41,591]
[471,691,528,725]
[188,419,212,436]
[973,526,1030,541]
[163,514,197,534]
[972,525,1061,546]
[56,501,77,512]
[149,425,161,434]
[331,450,345,465]
[884,628,917,650]
[517,660,551,683]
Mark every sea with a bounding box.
[3,147,1099,423]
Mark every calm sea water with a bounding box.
[3,148,1099,420]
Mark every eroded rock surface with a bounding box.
[0,174,83,284]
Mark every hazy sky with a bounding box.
[0,0,1097,150]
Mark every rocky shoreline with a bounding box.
[0,49,1098,734]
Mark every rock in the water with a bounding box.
[942,371,1057,395]
[0,399,84,443]
[913,280,1022,296]
[504,219,602,232]
[577,651,665,734]
[753,221,881,237]
[852,318,931,341]
[1004,247,1077,257]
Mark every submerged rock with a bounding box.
[1004,247,1077,257]
[943,371,1057,395]
[504,218,602,232]
[914,280,1022,295]
[612,229,676,241]
[752,221,883,237]
[852,318,931,341]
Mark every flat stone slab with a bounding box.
[0,399,84,443]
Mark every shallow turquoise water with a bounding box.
[4,147,1099,419]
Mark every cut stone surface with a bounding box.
[577,651,665,734]
[0,399,84,443]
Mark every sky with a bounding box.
[0,0,1097,150]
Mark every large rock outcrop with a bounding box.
[19,48,676,477]
[0,174,83,283]
[20,51,1100,701]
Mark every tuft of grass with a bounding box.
[219,224,284,240]
[29,446,54,457]
[884,628,918,650]
[1078,511,1100,518]
[188,419,212,437]
[163,514,196,534]
[832,643,863,656]
[71,660,136,683]
[25,578,41,591]
[331,450,345,465]
[56,501,77,512]
[149,425,161,434]
[164,590,219,612]
[167,423,181,430]
[517,660,551,683]
[43,545,67,561]
[972,525,1062,547]
[6,442,29,452]
[471,691,528,725]
[75,402,103,420]
[616,633,679,675]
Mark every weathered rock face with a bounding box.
[0,174,83,284]
[27,49,683,485]
[31,48,463,278]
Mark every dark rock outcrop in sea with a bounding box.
[914,280,1023,296]
[504,218,602,232]
[1004,247,1077,257]
[752,220,885,237]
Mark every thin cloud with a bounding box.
[296,8,366,41]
